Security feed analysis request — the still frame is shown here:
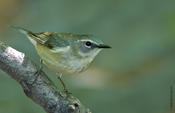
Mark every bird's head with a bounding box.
[70,35,111,60]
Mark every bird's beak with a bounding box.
[97,44,111,49]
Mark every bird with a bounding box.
[13,26,111,92]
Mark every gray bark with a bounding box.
[0,42,91,113]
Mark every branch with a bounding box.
[0,41,91,113]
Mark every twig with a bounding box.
[0,41,91,113]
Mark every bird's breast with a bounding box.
[35,43,90,74]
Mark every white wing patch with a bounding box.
[50,46,70,53]
[79,39,98,45]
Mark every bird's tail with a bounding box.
[10,26,32,35]
[11,26,38,46]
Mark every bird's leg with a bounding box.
[32,59,43,85]
[56,73,70,94]
[38,59,43,72]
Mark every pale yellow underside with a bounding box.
[35,43,92,75]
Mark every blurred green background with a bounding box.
[0,0,175,113]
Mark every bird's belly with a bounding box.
[42,58,87,74]
[36,44,88,74]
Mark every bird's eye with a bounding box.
[85,41,92,47]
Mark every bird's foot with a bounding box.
[31,70,41,86]
[31,59,43,86]
[63,89,72,95]
[60,89,72,98]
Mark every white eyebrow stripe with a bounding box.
[50,46,70,53]
[79,39,98,45]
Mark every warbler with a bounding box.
[13,26,111,92]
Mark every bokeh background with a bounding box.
[0,0,175,113]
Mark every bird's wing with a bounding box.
[13,27,75,53]
[12,26,52,45]
[30,32,53,45]
[44,33,70,52]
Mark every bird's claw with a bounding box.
[64,89,72,95]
